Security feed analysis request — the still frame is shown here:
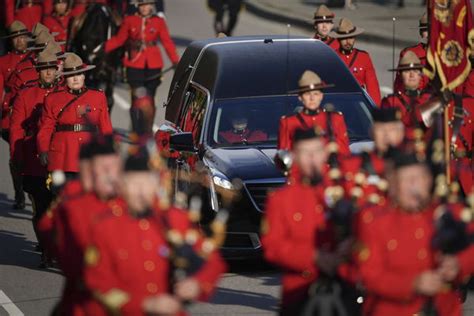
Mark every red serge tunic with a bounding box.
[84,207,226,315]
[105,14,179,69]
[37,88,113,172]
[10,82,62,176]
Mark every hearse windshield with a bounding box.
[207,94,373,148]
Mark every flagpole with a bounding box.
[444,104,451,183]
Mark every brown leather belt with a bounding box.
[56,124,98,132]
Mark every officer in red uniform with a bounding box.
[37,53,113,178]
[262,128,349,315]
[356,151,474,316]
[55,135,123,315]
[6,31,58,101]
[395,13,429,91]
[342,108,405,210]
[0,21,31,209]
[83,143,226,315]
[312,5,339,50]
[278,70,350,155]
[0,21,31,141]
[103,0,179,99]
[219,115,268,144]
[381,51,432,131]
[330,18,381,105]
[6,0,43,31]
[42,0,73,43]
[9,49,61,261]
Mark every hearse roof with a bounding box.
[180,35,362,99]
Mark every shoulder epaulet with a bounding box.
[356,48,369,54]
[47,89,64,97]
[325,108,343,115]
[87,87,103,92]
[17,66,35,74]
[18,80,38,91]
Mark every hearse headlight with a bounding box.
[212,176,234,190]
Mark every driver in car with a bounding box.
[219,116,268,144]
[278,70,350,155]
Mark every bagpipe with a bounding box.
[143,143,240,304]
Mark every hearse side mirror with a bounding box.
[169,132,197,152]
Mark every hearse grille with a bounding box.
[244,182,285,212]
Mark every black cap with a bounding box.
[372,108,402,123]
[124,146,150,171]
[386,147,426,169]
[292,128,322,144]
[88,135,117,158]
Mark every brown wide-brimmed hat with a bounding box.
[130,0,156,5]
[389,51,424,72]
[35,49,58,70]
[29,22,59,40]
[330,18,365,39]
[289,70,335,94]
[313,5,335,23]
[44,40,68,59]
[2,21,30,39]
[410,12,428,30]
[61,53,96,76]
[27,31,61,51]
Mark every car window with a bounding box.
[207,94,373,147]
[179,86,208,145]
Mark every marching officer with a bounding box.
[54,135,123,315]
[42,0,73,43]
[2,32,58,147]
[381,51,432,132]
[263,128,352,315]
[37,53,113,180]
[0,21,31,141]
[7,31,58,99]
[399,13,428,67]
[394,13,429,91]
[9,49,62,261]
[278,70,350,155]
[312,5,339,50]
[83,143,226,315]
[356,150,474,316]
[102,0,179,99]
[330,18,381,105]
[6,0,43,31]
[0,21,31,209]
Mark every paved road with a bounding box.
[0,1,473,315]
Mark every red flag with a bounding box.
[425,0,474,91]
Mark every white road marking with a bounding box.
[113,92,159,133]
[113,92,131,110]
[0,291,24,316]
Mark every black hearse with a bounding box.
[157,36,375,259]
